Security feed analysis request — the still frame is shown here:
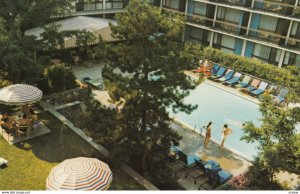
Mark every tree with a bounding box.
[98,0,203,179]
[0,0,75,84]
[242,94,300,189]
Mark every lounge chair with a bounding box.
[244,78,261,92]
[205,64,220,76]
[208,67,227,80]
[193,60,212,73]
[217,69,234,82]
[224,72,242,86]
[250,81,269,96]
[199,160,232,190]
[81,77,104,89]
[174,150,201,178]
[185,160,206,184]
[199,169,232,190]
[237,75,251,88]
[194,64,212,73]
[273,88,289,105]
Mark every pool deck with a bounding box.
[170,121,252,177]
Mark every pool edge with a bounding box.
[172,116,254,163]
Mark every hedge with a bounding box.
[201,47,299,92]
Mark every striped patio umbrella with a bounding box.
[0,84,42,106]
[46,157,113,191]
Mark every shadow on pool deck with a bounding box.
[170,122,252,177]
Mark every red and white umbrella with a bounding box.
[46,157,113,190]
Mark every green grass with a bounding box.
[0,111,145,190]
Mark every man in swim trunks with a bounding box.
[220,124,232,149]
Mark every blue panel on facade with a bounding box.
[234,39,243,55]
[249,13,260,36]
[245,42,254,58]
[187,0,194,14]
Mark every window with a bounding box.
[253,44,271,60]
[163,0,179,9]
[217,7,241,23]
[275,49,281,62]
[259,15,278,32]
[220,35,235,49]
[291,22,299,36]
[190,28,204,40]
[194,2,207,16]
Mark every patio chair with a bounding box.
[237,75,251,88]
[174,150,201,178]
[17,125,30,138]
[199,169,232,190]
[250,81,269,96]
[224,72,242,86]
[208,67,227,80]
[244,78,261,92]
[185,159,206,184]
[205,64,220,76]
[217,69,235,82]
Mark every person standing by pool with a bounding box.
[203,121,212,149]
[219,124,232,149]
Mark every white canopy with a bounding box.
[0,84,43,106]
[25,16,117,49]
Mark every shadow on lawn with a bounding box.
[13,112,145,190]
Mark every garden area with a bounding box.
[0,109,145,190]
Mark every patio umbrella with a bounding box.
[46,157,113,191]
[0,84,43,106]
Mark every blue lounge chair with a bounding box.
[209,67,227,79]
[217,69,235,82]
[245,78,261,91]
[174,150,201,178]
[178,150,201,167]
[199,160,232,190]
[273,88,289,105]
[250,81,269,96]
[205,64,220,76]
[237,75,251,88]
[224,72,242,86]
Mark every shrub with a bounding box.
[202,47,300,93]
[226,173,249,190]
[42,63,77,93]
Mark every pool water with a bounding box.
[169,81,262,160]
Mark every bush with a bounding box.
[42,63,77,93]
[226,173,249,190]
[201,47,300,93]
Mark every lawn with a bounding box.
[0,111,145,190]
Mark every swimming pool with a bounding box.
[169,81,262,160]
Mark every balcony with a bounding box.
[252,0,296,17]
[75,1,126,13]
[208,0,251,7]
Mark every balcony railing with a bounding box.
[75,1,125,12]
[162,7,300,49]
[253,0,296,16]
[208,0,250,7]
